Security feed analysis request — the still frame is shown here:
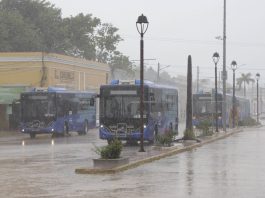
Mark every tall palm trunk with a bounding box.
[244,81,246,97]
[184,55,195,140]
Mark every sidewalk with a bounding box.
[0,130,21,137]
[76,128,242,174]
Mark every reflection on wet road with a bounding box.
[1,126,265,198]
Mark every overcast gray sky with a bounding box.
[49,0,265,85]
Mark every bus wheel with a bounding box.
[83,121,89,135]
[30,133,36,139]
[63,122,69,136]
[126,139,138,146]
[107,139,113,145]
[148,139,154,145]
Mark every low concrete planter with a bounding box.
[93,157,129,169]
[152,145,174,151]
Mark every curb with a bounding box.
[75,128,242,174]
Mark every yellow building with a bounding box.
[0,52,110,91]
[0,52,110,130]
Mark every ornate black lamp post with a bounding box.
[256,73,260,123]
[231,60,237,128]
[136,14,149,152]
[212,52,220,132]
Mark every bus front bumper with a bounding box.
[20,127,56,134]
[99,127,143,141]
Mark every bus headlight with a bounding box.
[21,129,25,132]
[51,128,54,132]
[144,125,147,129]
[100,125,104,128]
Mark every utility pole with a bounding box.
[157,62,170,82]
[157,62,160,82]
[222,0,227,131]
[218,71,221,90]
[40,51,47,87]
[197,66,199,93]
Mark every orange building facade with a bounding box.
[0,52,110,130]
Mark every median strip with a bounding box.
[75,128,242,174]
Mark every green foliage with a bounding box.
[63,13,100,59]
[109,51,135,77]
[236,73,255,97]
[0,0,64,52]
[156,132,173,147]
[0,0,135,74]
[155,129,178,147]
[95,23,122,63]
[95,139,122,159]
[183,129,195,140]
[196,120,213,136]
[238,117,259,126]
[0,10,43,51]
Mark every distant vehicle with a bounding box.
[193,92,251,127]
[99,80,178,143]
[20,87,96,138]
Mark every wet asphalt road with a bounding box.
[0,125,265,198]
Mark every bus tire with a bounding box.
[30,133,36,139]
[107,139,113,145]
[83,121,89,135]
[148,130,155,145]
[51,133,57,138]
[126,139,138,146]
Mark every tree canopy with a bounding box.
[236,72,255,97]
[0,0,132,73]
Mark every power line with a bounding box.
[122,34,265,48]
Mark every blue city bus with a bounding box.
[99,80,178,143]
[20,87,96,138]
[193,92,250,127]
[192,92,222,127]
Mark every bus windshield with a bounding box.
[194,100,213,114]
[21,95,56,122]
[104,96,140,118]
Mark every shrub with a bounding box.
[183,129,195,140]
[155,129,176,147]
[196,120,213,136]
[95,139,122,159]
[238,117,258,126]
[156,134,172,147]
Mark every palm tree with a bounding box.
[236,73,255,97]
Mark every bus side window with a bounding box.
[79,99,89,110]
[150,93,155,111]
[90,98,95,106]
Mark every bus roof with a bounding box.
[23,87,96,94]
[102,79,178,90]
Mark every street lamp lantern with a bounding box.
[231,60,237,70]
[212,52,220,132]
[231,60,237,128]
[136,14,149,36]
[256,73,260,123]
[136,14,149,152]
[212,52,220,65]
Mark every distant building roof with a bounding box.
[0,52,110,72]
